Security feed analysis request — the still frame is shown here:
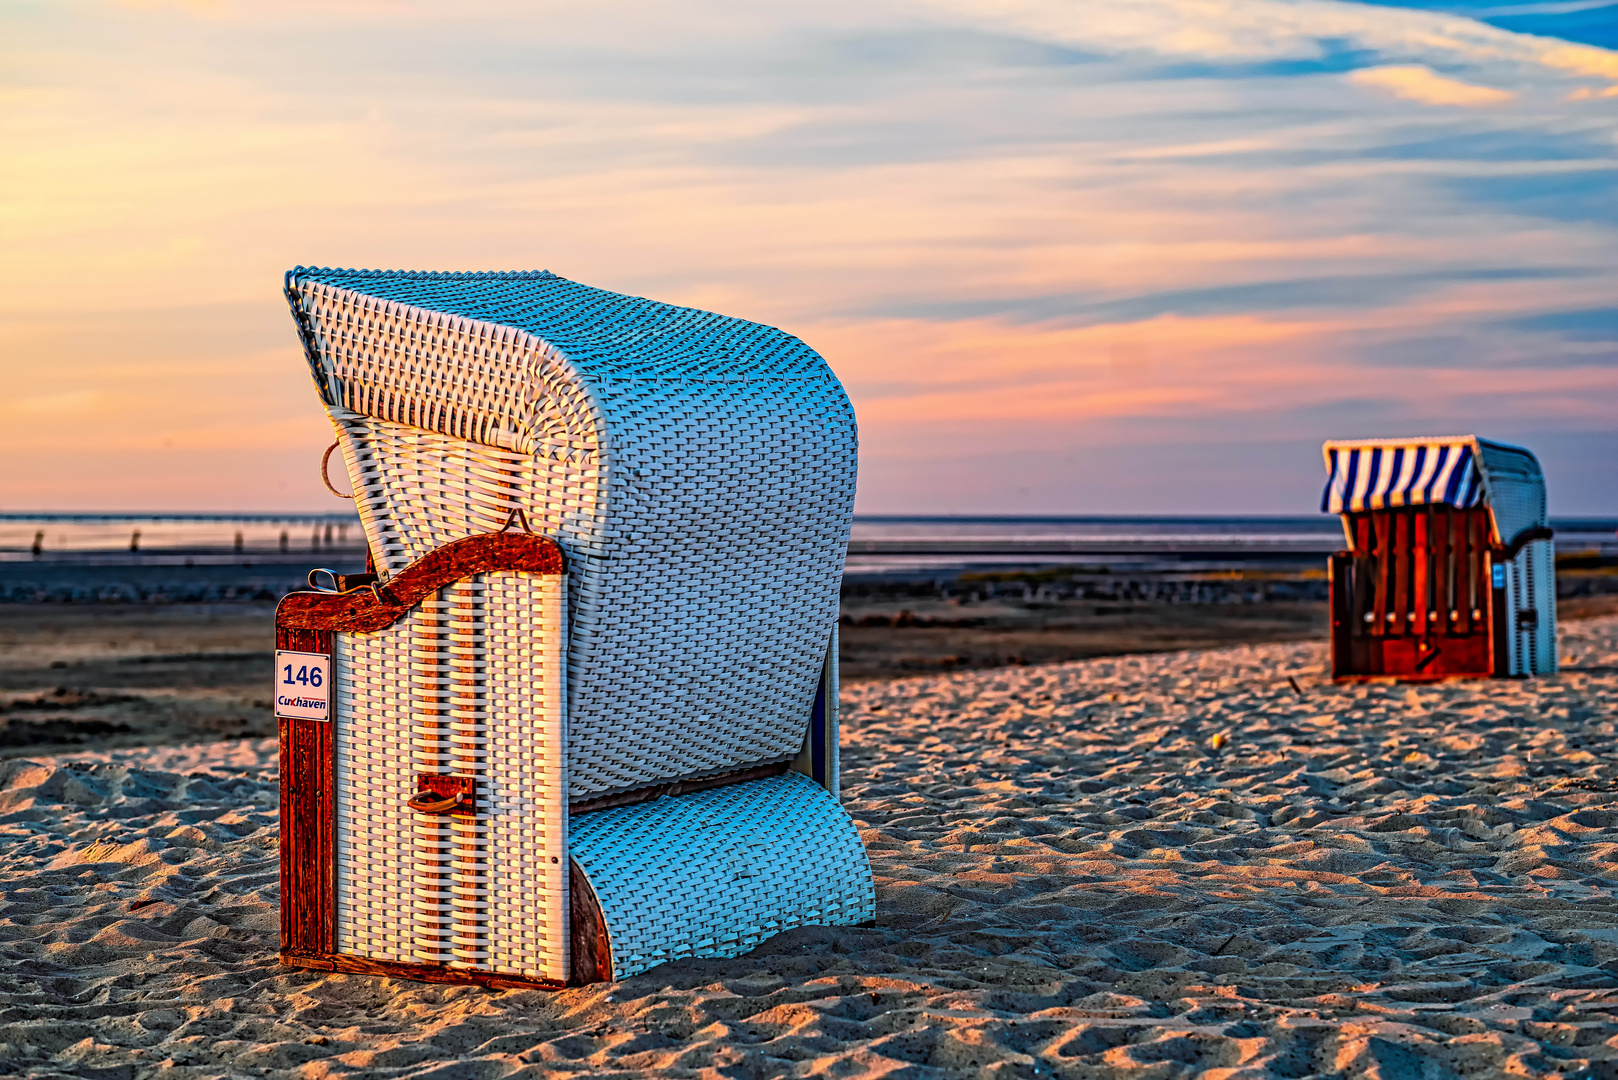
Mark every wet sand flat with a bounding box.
[0,605,276,755]
[0,599,1335,755]
[837,597,1330,680]
[3,619,1618,1076]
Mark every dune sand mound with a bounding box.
[4,619,1618,1077]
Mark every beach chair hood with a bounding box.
[1320,435,1547,552]
[284,267,858,800]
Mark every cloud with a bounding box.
[1541,42,1618,78]
[1500,305,1618,341]
[924,0,1618,87]
[1348,63,1515,104]
[4,0,1618,511]
[853,267,1576,325]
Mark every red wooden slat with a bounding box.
[1391,511,1411,637]
[1329,553,1350,678]
[1431,509,1451,636]
[1352,516,1373,639]
[1372,513,1391,638]
[1412,508,1429,638]
[278,625,333,958]
[1456,514,1469,634]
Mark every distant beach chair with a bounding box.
[1320,435,1556,681]
[273,268,873,987]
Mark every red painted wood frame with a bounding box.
[275,532,605,987]
[1328,507,1498,681]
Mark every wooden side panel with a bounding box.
[1367,634,1491,679]
[278,625,334,958]
[568,858,612,984]
[1334,507,1498,682]
[1329,554,1351,681]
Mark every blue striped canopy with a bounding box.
[1321,441,1483,515]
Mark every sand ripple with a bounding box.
[4,619,1618,1076]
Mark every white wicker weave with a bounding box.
[290,269,856,800]
[1502,539,1558,677]
[570,771,874,980]
[333,570,568,982]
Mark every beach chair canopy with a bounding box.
[284,268,857,800]
[1320,435,1547,550]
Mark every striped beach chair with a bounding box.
[1320,435,1556,681]
[274,269,874,987]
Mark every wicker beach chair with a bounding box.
[1320,435,1556,681]
[274,269,873,987]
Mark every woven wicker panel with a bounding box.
[292,272,856,801]
[333,571,566,981]
[570,771,874,980]
[485,572,569,981]
[334,622,411,963]
[289,270,828,397]
[1507,540,1558,678]
[1476,440,1548,548]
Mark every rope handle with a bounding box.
[407,790,465,814]
[320,441,355,499]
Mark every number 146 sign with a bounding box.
[275,650,332,722]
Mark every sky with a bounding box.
[2,0,1616,516]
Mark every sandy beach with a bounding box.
[4,617,1618,1077]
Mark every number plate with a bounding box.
[275,649,332,722]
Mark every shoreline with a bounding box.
[4,590,1618,757]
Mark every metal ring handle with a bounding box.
[320,441,354,499]
[307,568,341,593]
[408,791,463,814]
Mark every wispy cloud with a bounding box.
[1348,64,1516,104]
[929,0,1618,84]
[1,0,1615,511]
